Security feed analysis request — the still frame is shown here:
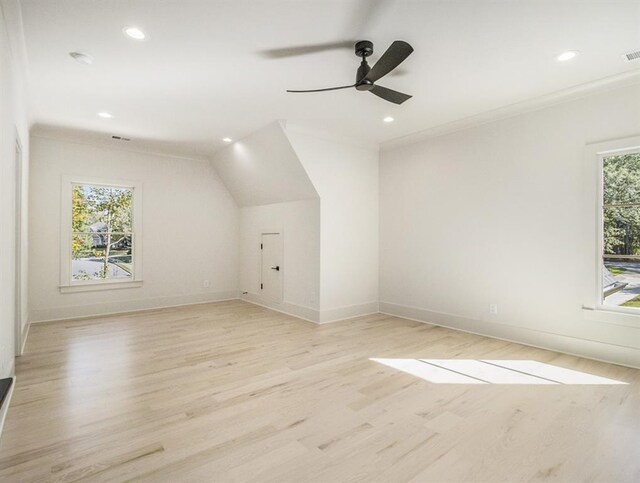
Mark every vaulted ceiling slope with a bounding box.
[211,121,318,207]
[19,0,640,158]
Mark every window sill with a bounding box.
[582,306,640,329]
[60,280,143,294]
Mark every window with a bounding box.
[60,177,142,292]
[601,151,640,310]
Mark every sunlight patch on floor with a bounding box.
[370,358,627,385]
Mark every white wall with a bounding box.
[0,0,29,377]
[28,136,239,322]
[212,122,318,207]
[239,199,320,321]
[286,127,379,322]
[380,83,640,368]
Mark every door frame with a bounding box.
[260,231,284,303]
[14,134,24,356]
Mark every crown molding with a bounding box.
[31,124,213,163]
[381,69,640,152]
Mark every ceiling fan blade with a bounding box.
[287,84,356,93]
[369,85,412,104]
[346,0,397,36]
[262,1,397,59]
[365,40,413,83]
[259,40,355,59]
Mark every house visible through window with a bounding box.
[602,152,640,309]
[71,184,134,281]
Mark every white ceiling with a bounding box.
[19,0,640,158]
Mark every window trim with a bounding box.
[59,175,143,293]
[588,136,640,317]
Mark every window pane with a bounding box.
[72,233,132,281]
[603,204,640,307]
[603,205,640,256]
[72,184,133,233]
[71,183,134,284]
[603,258,640,308]
[603,153,640,205]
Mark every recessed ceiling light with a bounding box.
[557,50,579,62]
[124,27,146,40]
[222,137,233,143]
[383,116,394,123]
[69,51,93,65]
[97,112,113,119]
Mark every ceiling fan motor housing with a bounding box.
[356,61,373,90]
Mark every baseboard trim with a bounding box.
[30,291,240,324]
[379,301,640,369]
[240,293,320,323]
[318,302,380,324]
[19,323,29,355]
[239,295,380,325]
[0,377,15,442]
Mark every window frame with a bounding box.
[60,175,143,293]
[592,137,640,316]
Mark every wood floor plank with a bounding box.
[0,300,638,482]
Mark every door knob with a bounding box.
[271,266,280,271]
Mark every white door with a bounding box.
[261,233,282,302]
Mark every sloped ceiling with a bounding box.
[211,121,318,207]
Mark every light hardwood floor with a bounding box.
[0,300,638,482]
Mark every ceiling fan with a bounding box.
[286,40,414,104]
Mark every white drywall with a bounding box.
[211,121,318,207]
[28,136,239,322]
[286,127,379,322]
[239,199,320,321]
[380,82,640,367]
[0,0,29,377]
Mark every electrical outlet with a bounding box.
[489,303,498,315]
[203,280,210,288]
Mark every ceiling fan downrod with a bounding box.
[355,40,374,91]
